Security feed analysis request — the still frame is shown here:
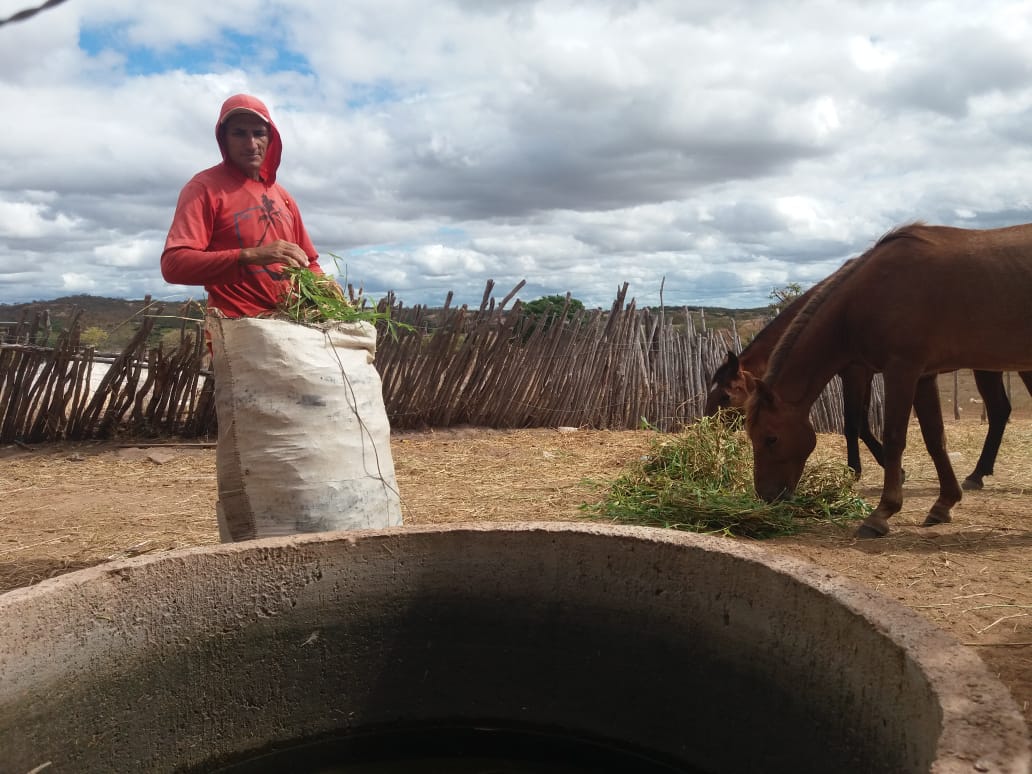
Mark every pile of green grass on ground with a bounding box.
[585,412,871,539]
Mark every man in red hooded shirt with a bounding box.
[161,93,326,317]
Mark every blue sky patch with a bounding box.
[78,25,313,76]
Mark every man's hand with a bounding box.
[239,241,310,268]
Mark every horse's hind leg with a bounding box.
[856,370,887,467]
[856,369,915,538]
[850,370,908,482]
[963,370,1010,490]
[840,364,871,478]
[913,375,962,527]
[1018,371,1032,400]
[842,412,863,478]
[966,370,1032,487]
[857,418,885,470]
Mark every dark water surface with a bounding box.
[210,724,710,773]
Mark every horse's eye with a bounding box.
[764,435,778,448]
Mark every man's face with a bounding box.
[222,114,270,179]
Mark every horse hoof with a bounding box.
[961,477,984,491]
[855,520,888,539]
[855,524,886,539]
[922,512,952,527]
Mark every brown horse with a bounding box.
[745,222,1032,537]
[706,297,1032,489]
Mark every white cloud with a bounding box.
[59,272,100,294]
[849,35,898,74]
[93,238,159,268]
[0,198,78,239]
[410,244,488,276]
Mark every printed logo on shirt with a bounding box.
[232,194,292,246]
[232,194,295,280]
[256,194,282,245]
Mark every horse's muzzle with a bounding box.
[755,483,794,503]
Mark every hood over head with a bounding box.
[216,93,282,184]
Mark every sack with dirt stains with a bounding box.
[208,315,402,542]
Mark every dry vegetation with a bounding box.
[1,413,1030,733]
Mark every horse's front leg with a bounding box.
[913,374,962,526]
[856,369,914,538]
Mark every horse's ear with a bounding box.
[726,366,756,406]
[752,376,777,407]
[742,370,757,391]
[709,350,739,387]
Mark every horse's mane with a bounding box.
[760,222,929,389]
[737,279,819,361]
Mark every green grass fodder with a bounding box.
[275,255,412,339]
[586,412,870,538]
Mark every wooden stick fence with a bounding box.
[0,282,877,443]
[0,297,214,443]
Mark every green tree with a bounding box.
[768,282,803,315]
[522,294,584,321]
[517,294,585,343]
[80,326,108,347]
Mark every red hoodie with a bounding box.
[161,94,322,317]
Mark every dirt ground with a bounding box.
[1,415,1030,735]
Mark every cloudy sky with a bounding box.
[2,0,1031,310]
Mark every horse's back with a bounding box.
[842,223,1032,372]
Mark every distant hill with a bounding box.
[0,294,182,327]
[0,295,203,350]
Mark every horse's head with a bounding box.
[704,351,756,417]
[746,378,817,501]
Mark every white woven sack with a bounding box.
[209,316,402,542]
